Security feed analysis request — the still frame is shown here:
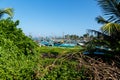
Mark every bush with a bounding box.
[0,18,38,55]
[0,18,39,79]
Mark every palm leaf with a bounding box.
[97,0,120,23]
[101,22,120,36]
[4,8,13,17]
[88,29,109,38]
[96,16,109,24]
[0,10,4,18]
[0,8,13,18]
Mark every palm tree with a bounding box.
[88,0,120,53]
[96,0,120,37]
[0,8,13,19]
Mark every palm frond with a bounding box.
[97,0,120,23]
[96,16,109,24]
[0,10,4,18]
[0,8,13,18]
[4,8,13,17]
[87,29,114,41]
[88,29,109,38]
[101,22,120,36]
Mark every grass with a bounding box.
[33,46,88,79]
[39,46,83,54]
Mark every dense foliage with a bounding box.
[87,0,120,54]
[0,18,87,79]
[1,0,120,79]
[34,47,89,80]
[0,18,38,55]
[0,18,39,79]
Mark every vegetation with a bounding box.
[35,47,88,80]
[88,0,120,54]
[0,8,13,18]
[0,16,87,79]
[65,34,80,40]
[0,17,40,79]
[1,0,120,79]
[85,0,120,79]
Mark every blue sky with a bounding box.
[0,0,102,37]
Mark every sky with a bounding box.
[0,0,103,37]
